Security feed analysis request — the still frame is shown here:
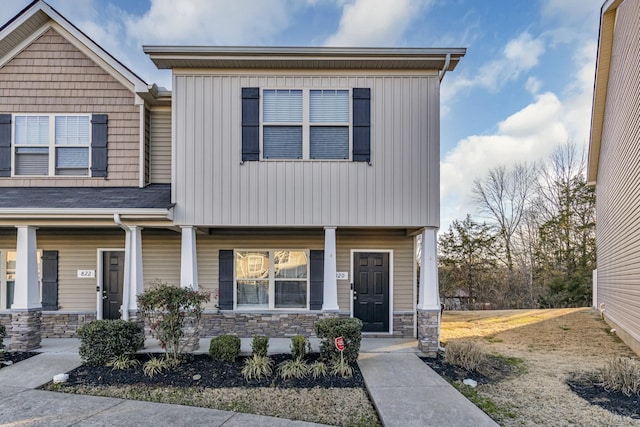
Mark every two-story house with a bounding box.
[0,0,464,356]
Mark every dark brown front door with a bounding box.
[102,251,124,320]
[353,252,390,332]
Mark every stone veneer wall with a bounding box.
[199,311,344,337]
[40,312,97,338]
[10,310,42,351]
[0,313,11,330]
[417,309,440,357]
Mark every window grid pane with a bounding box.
[275,281,307,308]
[55,116,90,145]
[310,90,349,123]
[310,126,349,159]
[263,126,302,159]
[15,116,49,145]
[15,147,49,175]
[263,90,302,122]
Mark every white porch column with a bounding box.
[180,226,198,290]
[13,226,41,310]
[128,226,144,313]
[418,228,440,310]
[322,227,339,311]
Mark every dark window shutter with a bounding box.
[352,88,371,162]
[309,250,324,310]
[242,88,260,162]
[91,114,108,177]
[41,250,59,311]
[0,114,11,177]
[218,250,234,310]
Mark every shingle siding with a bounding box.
[0,28,140,187]
[596,0,640,350]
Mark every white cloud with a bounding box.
[525,76,541,94]
[126,0,294,45]
[440,92,569,228]
[324,0,430,46]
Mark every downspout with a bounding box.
[114,213,131,321]
[438,53,451,82]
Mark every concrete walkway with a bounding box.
[0,338,497,427]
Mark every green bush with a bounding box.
[138,282,210,362]
[278,358,309,379]
[290,335,309,360]
[251,335,269,357]
[77,320,144,366]
[209,335,241,361]
[242,354,274,380]
[314,317,362,364]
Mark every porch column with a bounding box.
[322,227,339,311]
[417,227,440,356]
[128,226,144,316]
[180,226,198,290]
[11,225,42,351]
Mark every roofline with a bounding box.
[0,208,172,217]
[144,45,466,71]
[588,0,624,183]
[0,0,149,93]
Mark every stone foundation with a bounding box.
[40,312,96,338]
[199,311,344,337]
[417,308,440,357]
[10,309,42,351]
[0,313,11,330]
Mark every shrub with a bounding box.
[278,358,309,379]
[291,335,309,360]
[209,335,241,361]
[143,356,168,378]
[107,354,140,370]
[77,320,144,366]
[314,317,362,364]
[138,282,210,362]
[309,360,328,379]
[445,340,486,371]
[602,356,640,396]
[331,358,353,378]
[251,335,269,357]
[242,354,274,380]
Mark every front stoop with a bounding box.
[417,308,439,357]
[10,308,42,351]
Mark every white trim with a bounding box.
[413,235,418,338]
[96,248,125,320]
[139,104,146,188]
[418,228,440,311]
[0,208,171,216]
[350,249,394,335]
[180,226,198,289]
[13,226,41,310]
[322,227,339,311]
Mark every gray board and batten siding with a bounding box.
[595,0,640,352]
[172,72,441,227]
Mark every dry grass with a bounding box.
[441,308,640,426]
[445,340,486,371]
[55,385,380,427]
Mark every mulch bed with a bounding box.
[420,354,516,385]
[567,379,640,419]
[0,351,37,369]
[66,353,364,389]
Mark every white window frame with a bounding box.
[11,113,92,177]
[234,249,310,311]
[260,88,352,161]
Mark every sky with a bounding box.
[1,0,603,230]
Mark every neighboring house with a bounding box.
[588,0,640,355]
[0,0,465,356]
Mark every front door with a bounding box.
[353,252,390,332]
[102,251,124,320]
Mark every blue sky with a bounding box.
[1,0,603,230]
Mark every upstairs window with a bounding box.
[13,115,90,176]
[261,89,350,160]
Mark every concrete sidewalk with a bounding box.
[0,337,497,427]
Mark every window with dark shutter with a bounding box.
[91,114,108,177]
[41,250,59,311]
[218,250,234,310]
[242,88,260,162]
[309,250,324,310]
[352,88,371,162]
[0,114,11,177]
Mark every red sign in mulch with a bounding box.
[335,336,345,352]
